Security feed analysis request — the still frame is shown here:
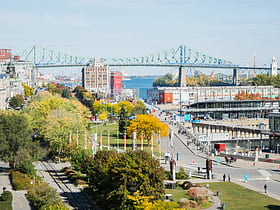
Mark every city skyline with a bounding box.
[1,0,280,75]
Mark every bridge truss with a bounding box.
[19,45,233,67]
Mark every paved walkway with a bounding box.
[0,161,31,210]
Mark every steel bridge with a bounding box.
[18,45,275,86]
[18,45,231,66]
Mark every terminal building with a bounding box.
[268,112,280,151]
[148,86,280,120]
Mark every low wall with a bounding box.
[218,153,280,164]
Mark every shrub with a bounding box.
[164,170,171,180]
[0,191,13,202]
[176,167,188,180]
[74,179,87,187]
[40,203,69,210]
[16,161,36,176]
[189,200,198,208]
[26,182,64,209]
[179,198,189,208]
[11,170,33,190]
[189,187,209,199]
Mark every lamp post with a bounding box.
[124,131,127,152]
[133,131,136,151]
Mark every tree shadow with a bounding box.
[265,205,280,210]
[0,166,10,173]
[60,191,97,209]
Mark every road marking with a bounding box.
[258,169,272,177]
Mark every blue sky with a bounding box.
[1,0,280,75]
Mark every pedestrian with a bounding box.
[223,174,226,182]
[264,184,267,193]
[228,174,231,182]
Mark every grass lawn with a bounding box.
[0,200,12,210]
[201,182,280,210]
[165,186,192,202]
[88,122,162,156]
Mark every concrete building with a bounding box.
[147,86,280,105]
[268,112,280,151]
[0,73,10,110]
[0,49,37,109]
[110,71,122,93]
[82,58,110,93]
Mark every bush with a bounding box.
[26,182,65,209]
[11,170,33,190]
[16,161,36,176]
[0,191,13,202]
[40,203,69,210]
[164,170,171,180]
[176,167,188,180]
[179,198,190,208]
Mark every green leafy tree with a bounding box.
[119,104,130,135]
[9,94,24,109]
[26,182,66,209]
[61,88,71,99]
[153,73,176,87]
[0,111,34,168]
[70,148,93,173]
[87,150,165,210]
[132,101,147,115]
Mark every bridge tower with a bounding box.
[178,45,187,87]
[232,68,240,85]
[178,66,186,87]
[270,56,278,76]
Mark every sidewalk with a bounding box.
[0,161,31,210]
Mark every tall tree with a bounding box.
[9,94,24,109]
[126,114,169,144]
[0,111,34,168]
[119,104,130,135]
[87,150,165,209]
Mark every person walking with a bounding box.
[223,174,226,182]
[228,174,231,182]
[264,184,267,193]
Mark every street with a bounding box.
[158,112,280,200]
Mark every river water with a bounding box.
[122,78,154,99]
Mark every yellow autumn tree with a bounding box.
[126,114,169,144]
